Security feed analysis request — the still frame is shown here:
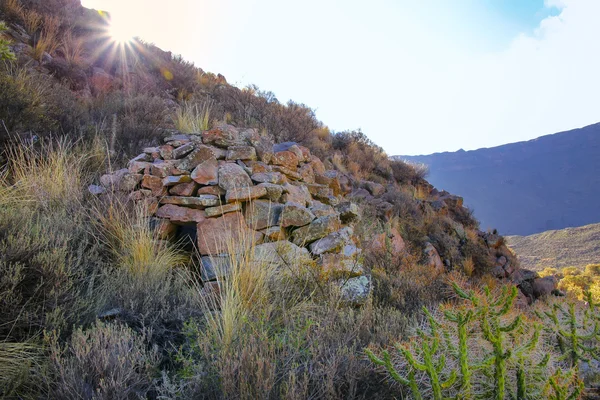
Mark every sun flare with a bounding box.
[108,16,135,44]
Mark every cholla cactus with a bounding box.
[539,292,600,368]
[366,308,457,400]
[545,368,585,400]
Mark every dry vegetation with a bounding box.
[0,1,599,398]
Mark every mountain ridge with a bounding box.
[398,122,600,235]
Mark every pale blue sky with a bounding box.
[81,0,599,155]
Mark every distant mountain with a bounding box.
[506,222,600,271]
[398,123,600,235]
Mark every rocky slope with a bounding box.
[94,123,561,307]
[507,222,600,271]
[398,123,600,235]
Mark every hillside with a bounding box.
[1,1,599,399]
[399,123,600,235]
[506,222,600,271]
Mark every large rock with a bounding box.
[197,212,263,255]
[201,124,258,147]
[142,174,167,196]
[282,183,311,206]
[200,255,231,281]
[179,145,218,171]
[172,142,195,159]
[225,185,268,203]
[156,204,206,224]
[310,201,336,218]
[362,180,385,197]
[292,214,342,246]
[257,183,284,202]
[170,181,198,196]
[280,202,315,228]
[339,276,371,306]
[149,218,177,240]
[371,227,406,255]
[205,202,242,218]
[226,146,257,161]
[251,172,286,185]
[424,242,444,273]
[532,276,558,298]
[218,163,252,191]
[335,202,360,223]
[244,200,283,230]
[320,253,364,278]
[163,175,192,187]
[309,227,353,256]
[272,151,299,169]
[191,158,219,185]
[252,241,312,269]
[159,195,219,208]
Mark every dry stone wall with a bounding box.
[93,123,370,306]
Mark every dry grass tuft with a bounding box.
[0,342,42,395]
[6,136,104,208]
[32,15,60,61]
[94,198,187,277]
[174,99,213,133]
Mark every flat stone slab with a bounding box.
[197,212,263,255]
[205,202,242,218]
[156,204,206,224]
[225,185,267,203]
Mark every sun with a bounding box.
[108,15,135,44]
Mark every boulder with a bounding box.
[320,253,364,278]
[149,218,177,239]
[119,173,143,192]
[218,163,252,191]
[280,202,315,228]
[424,242,444,273]
[272,165,302,180]
[362,180,385,197]
[225,185,268,203]
[172,142,195,159]
[371,227,406,255]
[197,186,226,196]
[156,204,206,224]
[310,201,336,218]
[292,214,342,246]
[191,158,219,185]
[197,212,262,255]
[335,202,360,223]
[159,195,219,208]
[178,145,218,171]
[257,183,284,202]
[261,226,286,241]
[226,146,257,161]
[251,172,286,185]
[252,241,312,269]
[202,124,258,147]
[170,181,198,196]
[163,175,192,187]
[272,151,299,169]
[205,202,242,218]
[142,174,167,196]
[244,200,283,230]
[158,145,174,160]
[310,155,326,175]
[200,255,231,281]
[339,276,371,306]
[309,227,353,256]
[532,276,558,299]
[282,183,311,206]
[298,163,315,183]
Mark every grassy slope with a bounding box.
[506,222,600,271]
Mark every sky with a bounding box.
[80,0,600,155]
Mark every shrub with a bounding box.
[48,321,159,399]
[0,21,16,61]
[390,159,428,184]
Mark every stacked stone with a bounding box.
[95,123,370,305]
